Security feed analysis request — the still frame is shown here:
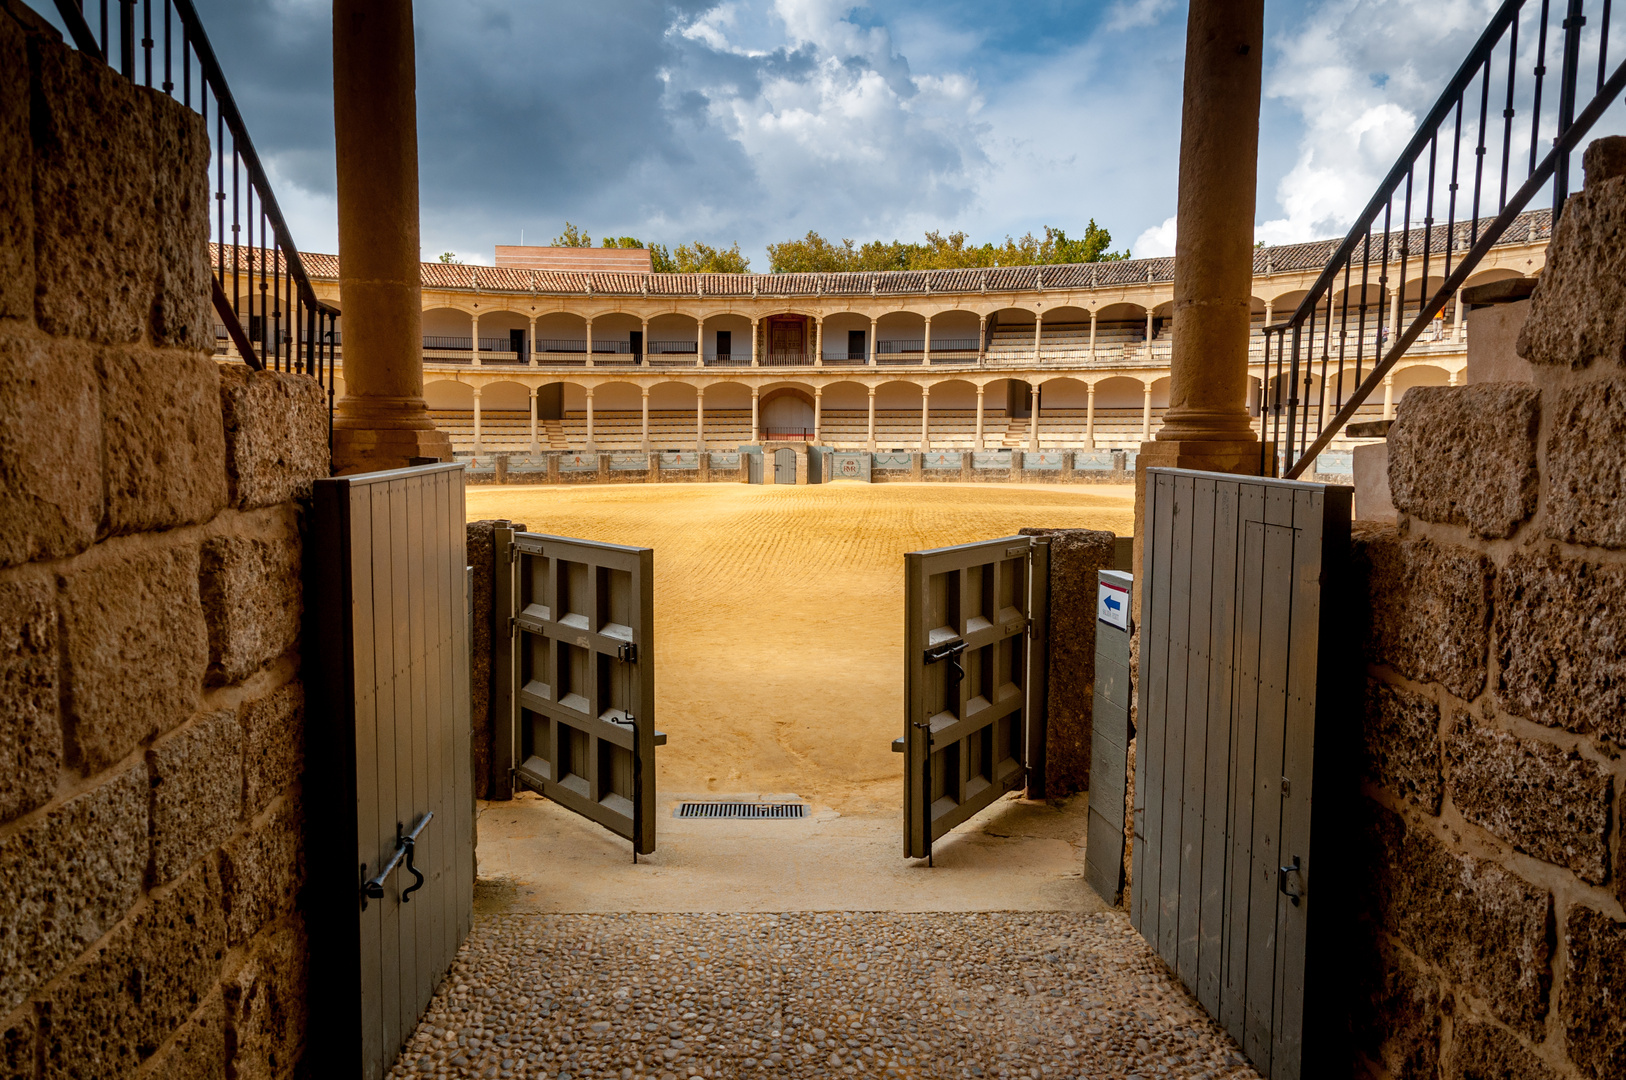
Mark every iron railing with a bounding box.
[47,0,339,417]
[1267,0,1623,477]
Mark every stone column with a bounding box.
[978,314,988,364]
[527,316,537,367]
[329,0,451,472]
[471,386,482,454]
[1453,289,1465,341]
[1382,374,1395,419]
[695,314,705,368]
[1085,384,1096,448]
[974,386,985,450]
[813,387,823,443]
[696,387,706,451]
[1447,369,1458,386]
[866,387,877,450]
[921,385,931,451]
[751,318,760,367]
[641,388,650,449]
[1135,0,1268,589]
[640,317,650,366]
[1028,383,1040,451]
[751,388,760,443]
[1145,308,1155,357]
[471,312,481,366]
[813,317,823,367]
[1089,311,1097,358]
[585,387,596,450]
[1032,313,1043,364]
[1142,384,1153,440]
[923,316,932,367]
[528,386,538,453]
[869,317,878,365]
[585,318,595,368]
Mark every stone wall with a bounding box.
[1351,140,1626,1080]
[0,15,327,1078]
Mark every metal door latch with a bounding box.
[924,640,967,703]
[361,811,434,910]
[617,642,638,664]
[1278,855,1302,906]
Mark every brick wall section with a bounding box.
[0,16,326,1079]
[1353,139,1626,1080]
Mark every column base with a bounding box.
[1132,438,1273,596]
[330,425,453,476]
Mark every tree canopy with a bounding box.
[766,223,1128,273]
[548,224,752,272]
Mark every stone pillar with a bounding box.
[869,317,878,365]
[585,318,595,368]
[528,386,538,453]
[978,314,988,363]
[329,0,451,472]
[640,317,650,366]
[974,386,985,450]
[750,388,760,443]
[1033,313,1043,363]
[1142,384,1153,440]
[813,317,822,367]
[1448,369,1459,386]
[1085,384,1096,448]
[471,386,482,454]
[923,316,932,367]
[584,388,595,450]
[696,387,706,451]
[1145,308,1155,356]
[527,316,537,366]
[471,311,481,366]
[1028,383,1040,451]
[1383,374,1395,419]
[1088,311,1097,358]
[1453,289,1465,341]
[1135,0,1268,590]
[695,314,705,368]
[640,389,650,449]
[866,387,877,450]
[921,385,931,451]
[813,387,823,443]
[1389,286,1402,348]
[751,317,760,367]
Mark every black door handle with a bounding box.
[360,811,434,909]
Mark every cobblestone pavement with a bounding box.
[388,910,1261,1080]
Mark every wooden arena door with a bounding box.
[768,317,805,365]
[492,525,663,855]
[773,448,797,484]
[897,535,1051,860]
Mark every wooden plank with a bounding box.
[384,478,415,1052]
[1177,476,1216,990]
[408,475,434,1017]
[452,474,473,942]
[1159,472,1195,966]
[422,473,449,994]
[1221,482,1266,1042]
[1025,538,1050,799]
[1272,489,1326,1078]
[1136,471,1174,948]
[1198,480,1242,1016]
[347,483,384,1077]
[634,546,656,855]
[1243,486,1296,1067]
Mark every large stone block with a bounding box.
[0,578,62,824]
[1544,377,1626,549]
[136,990,226,1080]
[1446,710,1612,882]
[1355,528,1493,701]
[239,684,303,817]
[59,541,209,772]
[99,347,228,536]
[148,710,243,886]
[1362,680,1442,814]
[223,917,307,1080]
[145,93,211,351]
[1351,941,1441,1080]
[2,1004,36,1080]
[1445,1021,1560,1080]
[1367,806,1552,1037]
[1020,527,1117,796]
[199,535,301,685]
[38,858,227,1080]
[0,14,33,322]
[1561,906,1626,1080]
[220,794,302,948]
[216,365,329,510]
[28,37,157,344]
[1495,550,1626,744]
[0,327,102,569]
[0,763,146,1017]
[1518,165,1626,369]
[1388,384,1540,538]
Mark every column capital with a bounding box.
[470,386,482,397]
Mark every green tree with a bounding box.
[437,251,462,263]
[600,236,645,249]
[672,241,751,274]
[767,222,1128,272]
[767,231,859,273]
[551,222,592,247]
[648,243,677,273]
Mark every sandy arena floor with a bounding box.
[466,482,1135,815]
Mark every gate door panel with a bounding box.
[496,528,658,854]
[308,463,474,1080]
[902,536,1048,860]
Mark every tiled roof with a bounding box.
[215,208,1550,301]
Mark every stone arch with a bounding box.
[424,378,472,410]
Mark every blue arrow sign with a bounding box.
[1104,595,1121,612]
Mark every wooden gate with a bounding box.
[898,535,1050,860]
[492,526,661,854]
[307,463,474,1080]
[1133,468,1352,1079]
[773,447,796,484]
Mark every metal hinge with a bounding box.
[617,642,639,664]
[508,615,516,637]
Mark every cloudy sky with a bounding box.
[67,0,1604,265]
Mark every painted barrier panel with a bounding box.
[923,451,962,470]
[1025,451,1065,470]
[660,451,699,469]
[873,452,913,469]
[831,453,872,481]
[507,455,549,477]
[1075,451,1116,472]
[972,450,1013,470]
[1316,451,1354,475]
[609,452,647,471]
[710,451,741,468]
[1123,451,1138,472]
[560,453,599,472]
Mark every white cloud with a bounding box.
[1105,0,1177,33]
[1133,215,1177,257]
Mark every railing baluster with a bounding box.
[1532,0,1554,178]
[1600,0,1614,91]
[1502,18,1520,209]
[141,0,151,86]
[160,0,170,93]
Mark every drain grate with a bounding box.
[676,802,808,820]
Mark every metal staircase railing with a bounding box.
[45,0,339,423]
[1267,0,1625,478]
